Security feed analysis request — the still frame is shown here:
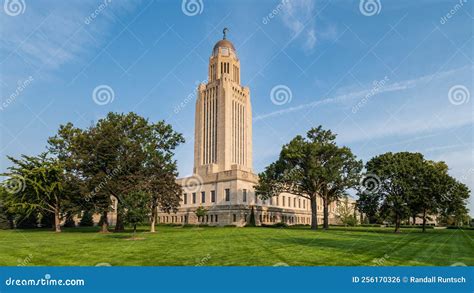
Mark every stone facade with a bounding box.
[162,32,343,227]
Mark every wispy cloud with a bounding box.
[281,0,317,51]
[254,66,470,122]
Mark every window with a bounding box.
[206,215,209,222]
[233,214,236,222]
[215,215,218,222]
[211,215,214,222]
[183,194,187,205]
[192,193,196,204]
[211,190,216,202]
[201,191,205,203]
[303,200,306,209]
[294,198,296,207]
[276,196,279,206]
[288,197,291,207]
[225,189,230,201]
[298,199,301,208]
[243,189,247,202]
[282,196,285,207]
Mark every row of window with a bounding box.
[159,213,311,225]
[183,189,310,210]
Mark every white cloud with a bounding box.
[281,0,317,50]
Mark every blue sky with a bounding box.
[1,0,473,215]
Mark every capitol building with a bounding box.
[160,30,344,227]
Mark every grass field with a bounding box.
[0,225,472,266]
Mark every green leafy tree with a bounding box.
[356,191,381,224]
[255,126,360,230]
[79,211,94,227]
[247,206,256,227]
[335,196,358,226]
[194,206,208,224]
[122,191,150,236]
[2,154,67,232]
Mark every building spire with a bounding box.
[223,27,229,40]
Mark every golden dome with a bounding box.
[213,39,236,52]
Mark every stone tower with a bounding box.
[193,28,253,176]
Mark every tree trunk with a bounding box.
[310,196,318,230]
[422,209,427,233]
[150,206,157,233]
[394,214,401,233]
[323,197,329,229]
[101,210,109,233]
[114,211,124,232]
[54,205,61,233]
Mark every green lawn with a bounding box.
[0,225,472,266]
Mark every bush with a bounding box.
[79,211,94,227]
[63,212,76,227]
[359,224,383,227]
[15,213,38,229]
[446,226,474,230]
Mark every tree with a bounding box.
[2,154,67,232]
[122,191,150,236]
[255,126,360,230]
[364,152,424,233]
[319,146,362,229]
[247,206,256,227]
[194,206,208,224]
[356,190,381,224]
[335,196,358,226]
[79,211,94,227]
